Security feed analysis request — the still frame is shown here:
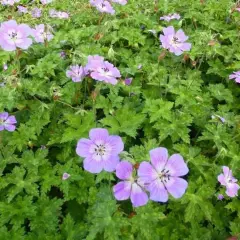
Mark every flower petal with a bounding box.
[149,147,168,173]
[138,161,158,183]
[115,161,133,180]
[103,155,120,172]
[165,154,189,177]
[148,178,169,202]
[113,181,131,200]
[83,156,103,173]
[165,177,188,199]
[163,26,175,36]
[130,183,148,207]
[4,124,16,132]
[107,135,124,154]
[76,138,92,157]
[89,128,109,142]
[226,183,240,197]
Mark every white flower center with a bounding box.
[94,144,106,156]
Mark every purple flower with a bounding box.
[159,26,191,56]
[218,166,240,198]
[113,161,148,207]
[160,13,181,22]
[217,194,224,200]
[236,8,240,12]
[60,51,66,58]
[40,0,53,4]
[0,20,33,51]
[33,24,53,43]
[111,0,127,5]
[138,147,189,202]
[0,112,17,132]
[1,0,19,5]
[17,5,28,13]
[49,9,58,17]
[76,128,124,173]
[66,65,85,82]
[62,172,70,180]
[85,55,121,85]
[31,7,42,18]
[49,9,69,19]
[57,11,69,19]
[124,78,132,85]
[90,0,115,15]
[229,71,240,83]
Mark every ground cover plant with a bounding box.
[0,0,240,239]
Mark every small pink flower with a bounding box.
[229,71,240,83]
[62,173,70,180]
[160,13,181,22]
[66,65,86,82]
[218,166,240,198]
[90,0,115,15]
[33,24,54,43]
[0,112,17,132]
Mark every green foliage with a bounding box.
[1,0,240,239]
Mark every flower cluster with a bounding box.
[0,112,17,132]
[0,20,54,51]
[90,0,127,15]
[66,55,121,85]
[159,26,191,56]
[160,13,181,22]
[218,166,240,197]
[1,0,19,6]
[49,9,69,19]
[76,128,189,207]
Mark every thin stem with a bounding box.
[56,99,82,110]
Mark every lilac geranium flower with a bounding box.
[76,128,124,173]
[0,20,33,51]
[138,147,189,202]
[31,7,42,18]
[113,161,148,207]
[111,0,127,5]
[33,24,53,43]
[229,71,240,83]
[0,112,17,132]
[160,13,181,22]
[1,0,19,5]
[17,5,28,13]
[218,166,240,198]
[90,0,115,15]
[66,65,85,82]
[159,26,191,56]
[85,55,121,85]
